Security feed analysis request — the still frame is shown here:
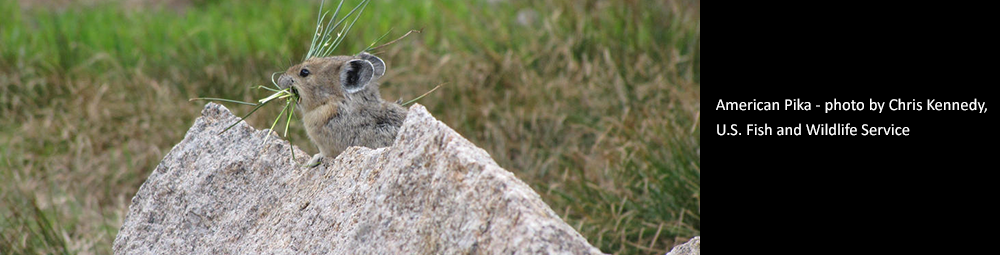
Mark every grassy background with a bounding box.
[0,0,700,254]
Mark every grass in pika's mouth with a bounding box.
[189,0,372,161]
[306,0,371,60]
[190,74,300,160]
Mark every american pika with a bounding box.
[277,52,407,167]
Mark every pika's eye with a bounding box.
[299,68,310,77]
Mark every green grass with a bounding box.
[0,0,700,254]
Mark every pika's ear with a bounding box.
[358,52,385,78]
[340,59,375,94]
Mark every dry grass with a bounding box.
[0,0,700,254]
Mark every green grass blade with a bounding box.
[258,90,289,104]
[258,85,282,93]
[190,97,257,106]
[306,10,330,60]
[260,99,290,147]
[367,29,421,53]
[315,0,346,57]
[219,103,265,135]
[306,0,329,60]
[365,28,394,52]
[284,100,296,161]
[402,83,443,106]
[270,71,283,90]
[321,0,369,57]
[283,100,295,137]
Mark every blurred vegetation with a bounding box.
[0,0,700,254]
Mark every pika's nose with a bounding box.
[277,74,293,89]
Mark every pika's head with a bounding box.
[277,52,386,112]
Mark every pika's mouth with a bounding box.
[289,86,300,103]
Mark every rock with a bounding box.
[666,236,700,255]
[113,102,604,254]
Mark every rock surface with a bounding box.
[666,236,700,255]
[113,102,603,254]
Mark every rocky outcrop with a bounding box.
[666,236,700,255]
[113,103,603,254]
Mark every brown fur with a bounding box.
[277,53,406,166]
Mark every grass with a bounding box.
[0,0,700,254]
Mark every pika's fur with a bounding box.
[277,52,406,166]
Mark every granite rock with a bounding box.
[666,236,700,255]
[112,102,603,254]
